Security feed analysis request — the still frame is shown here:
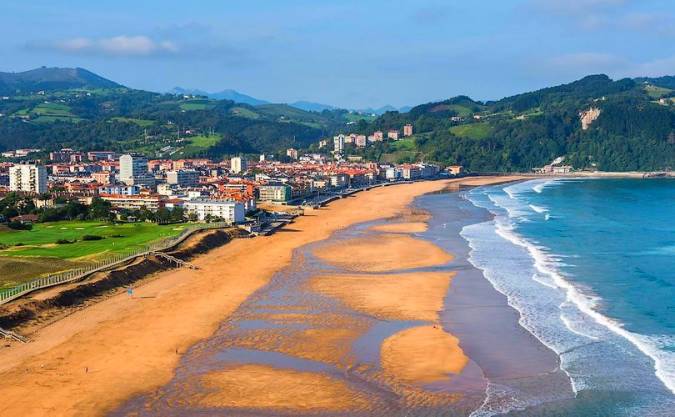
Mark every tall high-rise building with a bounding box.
[119,154,155,187]
[9,164,48,194]
[333,134,345,153]
[230,156,248,174]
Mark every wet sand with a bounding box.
[369,222,428,233]
[0,176,525,417]
[197,364,371,411]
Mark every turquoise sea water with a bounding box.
[463,178,675,415]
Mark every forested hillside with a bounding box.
[339,75,675,172]
[0,68,352,159]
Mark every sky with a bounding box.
[2,0,675,108]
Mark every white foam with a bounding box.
[472,181,675,396]
[529,204,549,214]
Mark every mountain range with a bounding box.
[168,86,408,115]
[0,67,674,172]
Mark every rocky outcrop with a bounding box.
[580,107,601,130]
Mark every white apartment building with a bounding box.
[119,154,155,187]
[184,200,245,223]
[9,164,48,194]
[333,134,345,154]
[230,156,248,174]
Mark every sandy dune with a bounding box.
[381,325,468,385]
[311,272,454,322]
[314,234,452,272]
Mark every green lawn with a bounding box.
[450,122,493,140]
[181,134,222,156]
[391,137,416,151]
[0,221,190,260]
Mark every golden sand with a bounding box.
[370,222,428,233]
[311,272,454,322]
[381,325,468,385]
[314,234,452,272]
[198,364,369,411]
[0,176,524,417]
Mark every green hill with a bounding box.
[0,68,353,157]
[338,74,675,172]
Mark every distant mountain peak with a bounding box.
[0,66,121,94]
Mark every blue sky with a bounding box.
[2,0,675,108]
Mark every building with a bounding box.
[119,154,155,187]
[447,165,464,176]
[166,169,200,187]
[387,130,400,140]
[49,149,74,162]
[87,151,116,161]
[230,156,248,174]
[99,194,164,211]
[9,164,48,194]
[184,200,245,223]
[286,148,299,160]
[403,124,413,137]
[92,171,114,185]
[355,135,367,148]
[333,134,345,154]
[258,184,292,202]
[373,131,384,141]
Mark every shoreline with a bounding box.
[0,176,524,417]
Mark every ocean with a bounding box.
[459,178,675,416]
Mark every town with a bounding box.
[0,124,461,230]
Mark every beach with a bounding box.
[0,176,524,417]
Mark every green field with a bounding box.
[29,102,82,123]
[0,221,192,289]
[112,117,155,127]
[179,100,216,111]
[391,137,416,151]
[230,106,260,119]
[181,134,222,156]
[0,221,189,259]
[450,122,493,139]
[645,84,672,99]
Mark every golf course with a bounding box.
[0,221,190,289]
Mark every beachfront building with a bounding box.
[230,156,247,174]
[9,164,48,194]
[119,154,155,187]
[166,169,199,187]
[258,184,292,202]
[184,199,245,223]
[99,194,164,211]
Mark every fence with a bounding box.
[0,222,231,306]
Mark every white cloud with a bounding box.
[48,35,178,56]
